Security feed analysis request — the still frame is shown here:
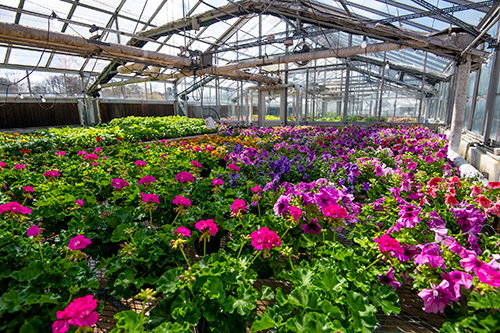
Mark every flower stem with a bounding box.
[203,238,206,257]
[10,218,15,235]
[248,251,261,267]
[171,211,180,225]
[288,255,294,270]
[139,300,147,326]
[179,247,191,268]
[37,242,44,263]
[365,257,382,271]
[236,239,247,260]
[257,203,261,218]
[487,291,495,310]
[149,209,153,230]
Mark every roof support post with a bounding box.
[448,55,472,153]
[377,52,387,122]
[417,52,428,123]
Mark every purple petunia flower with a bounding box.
[418,280,457,314]
[302,219,322,235]
[378,266,401,291]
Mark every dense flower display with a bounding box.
[2,120,500,332]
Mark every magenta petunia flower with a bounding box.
[68,235,91,250]
[77,150,88,156]
[52,295,99,333]
[14,164,26,170]
[289,206,302,221]
[250,227,281,254]
[414,243,445,268]
[111,178,129,190]
[135,160,146,167]
[174,226,191,238]
[191,160,202,168]
[94,147,103,153]
[56,151,66,157]
[374,234,404,254]
[175,171,195,183]
[441,271,473,297]
[487,181,500,189]
[75,199,84,207]
[172,195,192,207]
[418,280,457,314]
[26,225,43,237]
[44,170,61,178]
[23,186,34,192]
[378,266,401,291]
[0,161,6,168]
[475,196,494,209]
[302,220,322,235]
[195,219,218,236]
[138,175,156,186]
[141,192,159,204]
[273,195,290,217]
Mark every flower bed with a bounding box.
[0,123,499,333]
[0,115,215,156]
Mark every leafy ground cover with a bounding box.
[0,116,214,156]
[0,120,499,333]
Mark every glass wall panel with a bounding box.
[471,98,487,134]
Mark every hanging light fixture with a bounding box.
[384,62,390,70]
[360,36,367,49]
[40,95,47,103]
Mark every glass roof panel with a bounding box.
[50,54,87,70]
[8,48,50,67]
[72,6,113,27]
[0,5,15,23]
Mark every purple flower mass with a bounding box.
[378,266,401,291]
[302,219,322,234]
[418,280,457,313]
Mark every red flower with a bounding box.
[445,194,459,206]
[96,137,103,142]
[116,137,123,141]
[487,181,500,189]
[475,196,494,209]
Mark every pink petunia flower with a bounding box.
[0,201,32,215]
[44,170,60,178]
[191,160,202,168]
[487,181,500,189]
[418,280,457,313]
[212,178,224,186]
[68,235,91,250]
[228,163,240,172]
[0,161,6,168]
[250,227,281,257]
[84,153,99,161]
[14,164,26,170]
[374,234,404,254]
[323,204,349,219]
[56,151,66,157]
[94,147,103,153]
[135,160,147,167]
[75,199,84,207]
[172,195,192,207]
[475,196,494,209]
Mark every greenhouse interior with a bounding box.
[1,0,500,332]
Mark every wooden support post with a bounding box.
[449,55,472,152]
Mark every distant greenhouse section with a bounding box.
[0,0,497,148]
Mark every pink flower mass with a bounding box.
[141,192,159,204]
[111,178,129,190]
[52,295,99,333]
[250,227,281,256]
[44,170,61,178]
[26,225,43,237]
[191,160,202,168]
[138,175,156,186]
[174,226,191,238]
[175,171,195,183]
[68,235,91,250]
[0,201,32,215]
[230,199,247,216]
[135,160,147,167]
[195,219,218,235]
[172,195,191,207]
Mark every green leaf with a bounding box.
[260,285,275,302]
[287,286,319,311]
[114,267,138,288]
[15,261,43,281]
[226,285,258,316]
[202,277,225,300]
[20,316,46,333]
[171,290,201,325]
[369,286,400,316]
[284,312,336,332]
[251,311,282,332]
[318,300,344,321]
[111,310,145,333]
[154,322,192,333]
[157,269,182,294]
